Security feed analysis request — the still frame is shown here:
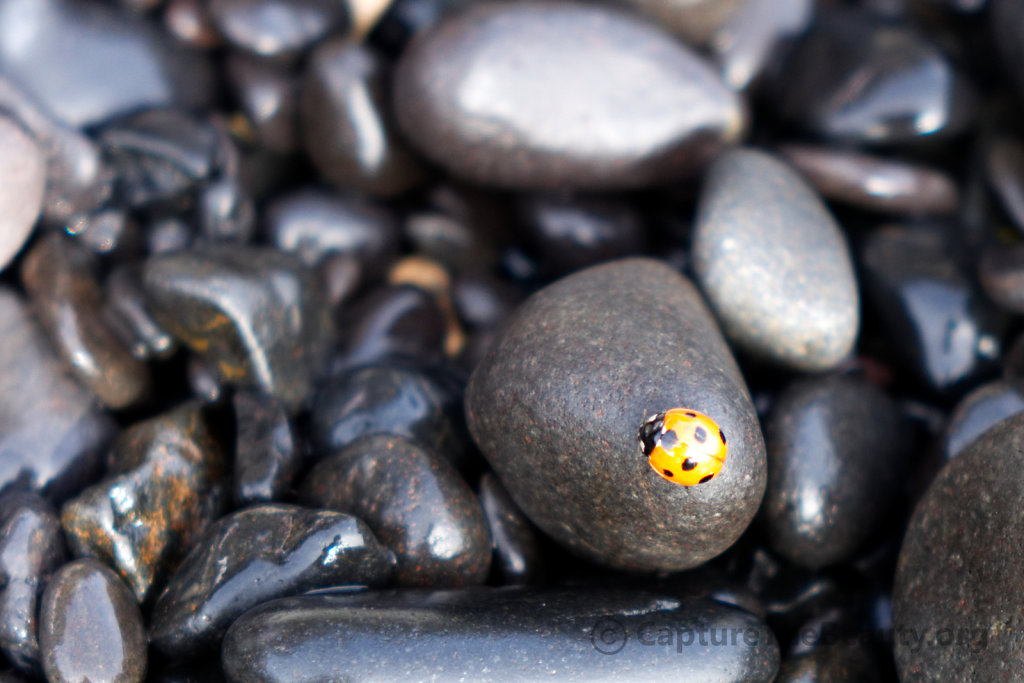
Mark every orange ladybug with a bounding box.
[638,409,727,486]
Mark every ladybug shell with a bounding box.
[639,408,727,486]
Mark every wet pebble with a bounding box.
[60,402,225,601]
[232,391,300,506]
[0,288,113,502]
[105,265,176,361]
[860,225,1002,393]
[779,144,959,215]
[21,234,151,410]
[393,1,744,189]
[0,0,211,127]
[150,504,395,658]
[466,258,766,572]
[226,55,296,154]
[0,492,66,674]
[143,245,333,412]
[333,285,446,369]
[208,0,349,61]
[0,116,44,272]
[265,189,399,271]
[299,434,491,586]
[39,558,147,683]
[764,374,910,570]
[712,0,812,92]
[302,38,427,196]
[478,472,542,585]
[222,588,780,682]
[894,413,1024,680]
[693,148,860,372]
[942,379,1024,460]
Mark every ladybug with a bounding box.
[638,408,727,486]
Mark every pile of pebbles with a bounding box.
[0,0,1021,680]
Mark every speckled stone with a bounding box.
[302,39,427,196]
[0,492,66,674]
[466,258,766,572]
[894,413,1024,681]
[150,504,395,658]
[60,402,225,602]
[693,148,859,372]
[478,472,542,585]
[143,246,333,412]
[393,1,744,190]
[0,116,44,272]
[232,392,300,506]
[222,588,780,682]
[779,144,959,215]
[942,380,1024,459]
[764,374,909,570]
[300,434,490,586]
[21,234,150,410]
[0,288,113,502]
[39,559,147,683]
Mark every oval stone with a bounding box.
[693,148,860,372]
[465,258,766,572]
[894,413,1024,680]
[393,1,744,190]
[222,588,780,682]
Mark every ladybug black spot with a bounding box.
[719,428,726,445]
[693,426,707,443]
[681,458,697,471]
[684,411,697,417]
[663,469,674,478]
[699,474,714,484]
[659,429,679,451]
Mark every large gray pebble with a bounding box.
[466,258,766,572]
[693,148,859,372]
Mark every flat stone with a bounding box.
[0,0,212,128]
[0,492,66,674]
[222,588,780,682]
[779,144,959,215]
[21,234,150,410]
[150,504,395,658]
[300,434,491,586]
[302,39,427,196]
[0,116,44,271]
[60,402,225,602]
[693,148,860,372]
[894,413,1024,681]
[39,559,146,683]
[764,374,910,569]
[393,1,744,190]
[465,258,766,572]
[0,288,113,502]
[143,245,333,412]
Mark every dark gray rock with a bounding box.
[105,265,176,362]
[986,136,1024,236]
[303,39,427,196]
[222,588,780,682]
[764,374,910,569]
[993,0,1024,101]
[233,392,300,506]
[226,54,296,154]
[978,243,1024,314]
[0,288,113,503]
[393,1,744,190]
[300,435,491,586]
[332,286,446,370]
[777,644,885,682]
[894,413,1024,681]
[21,234,151,410]
[693,148,859,372]
[150,504,395,658]
[208,0,349,60]
[0,116,44,272]
[779,144,959,215]
[942,380,1024,459]
[0,492,66,674]
[39,559,147,683]
[0,0,211,128]
[712,0,812,91]
[143,246,333,412]
[615,0,743,46]
[465,258,766,572]
[479,472,542,585]
[61,402,225,602]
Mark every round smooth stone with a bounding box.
[466,258,766,572]
[393,1,744,190]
